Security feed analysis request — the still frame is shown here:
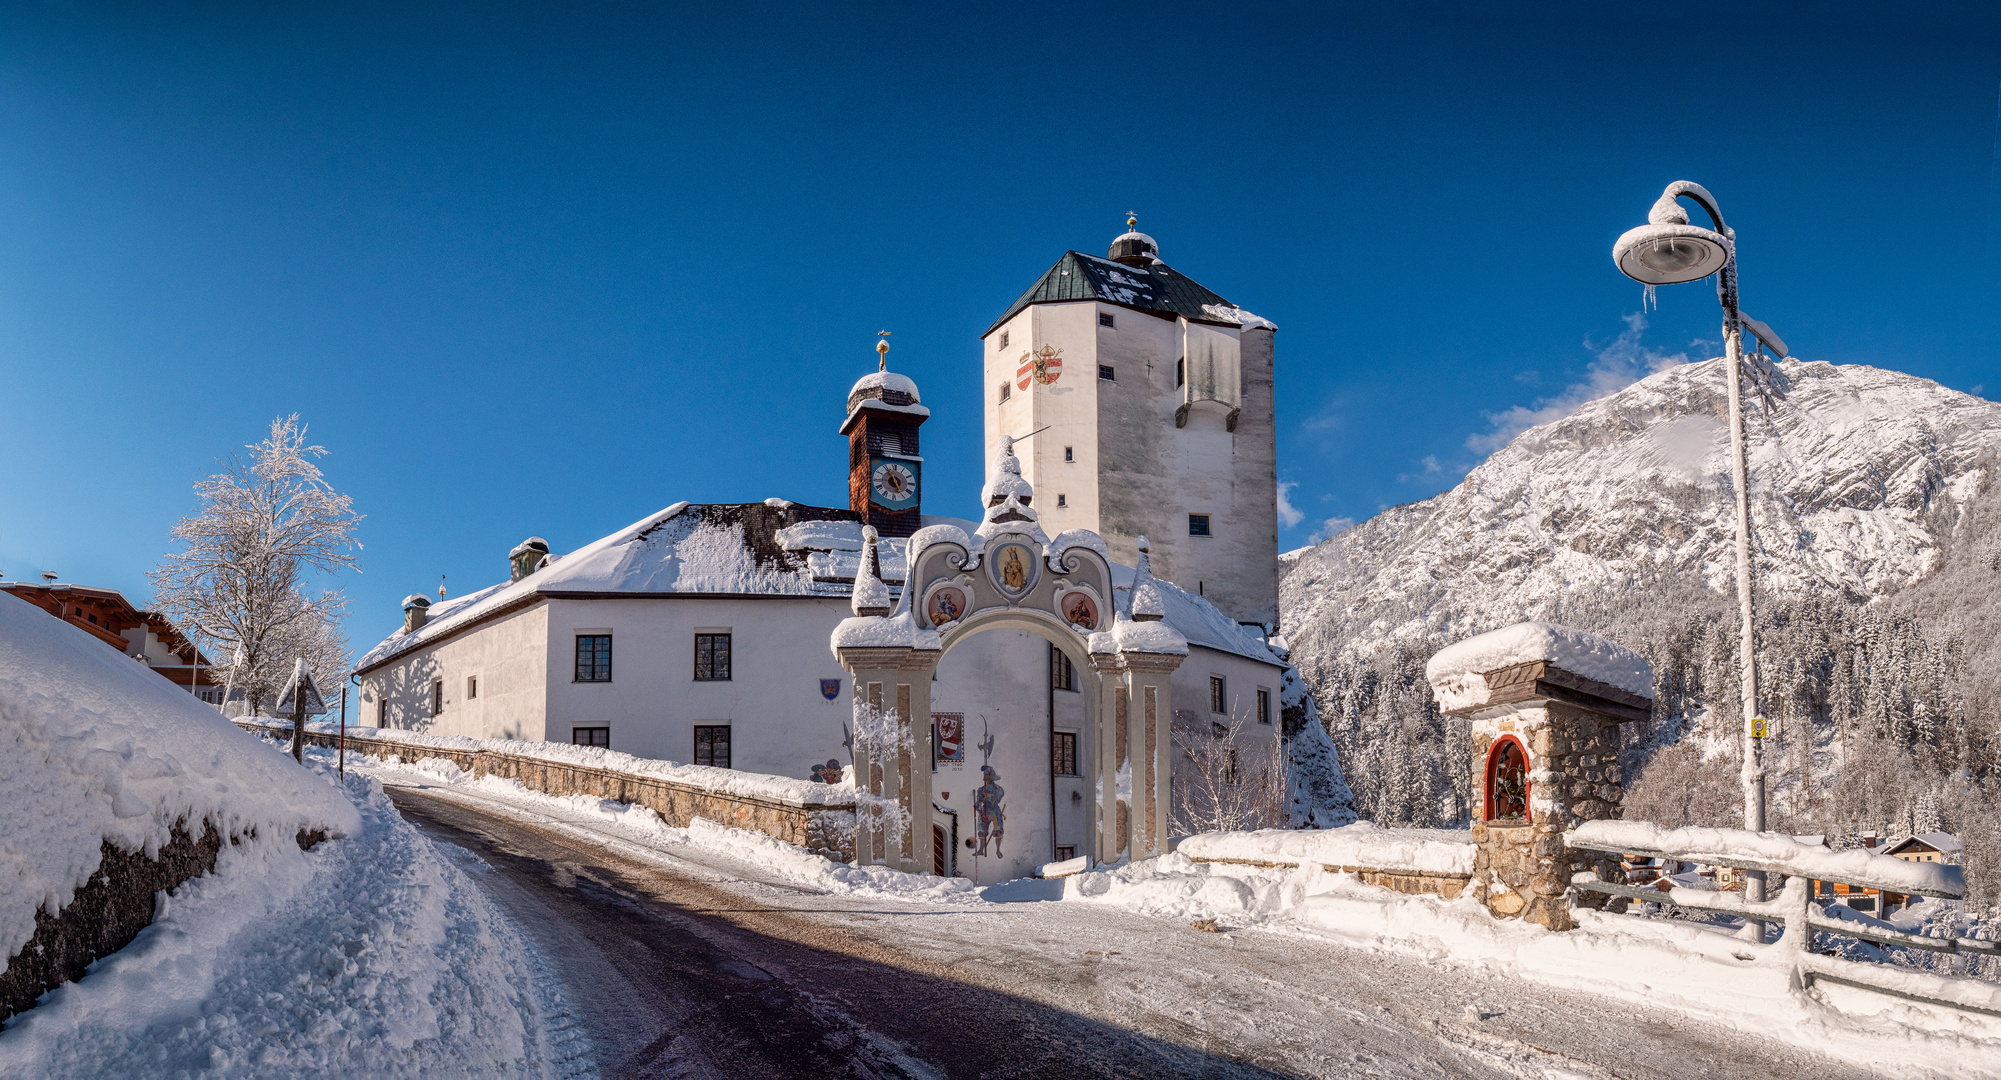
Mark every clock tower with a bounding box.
[841,337,928,538]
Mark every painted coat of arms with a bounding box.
[933,713,965,763]
[1015,344,1063,390]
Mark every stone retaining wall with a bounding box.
[237,722,856,862]
[1186,857,1470,900]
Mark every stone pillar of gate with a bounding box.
[1426,624,1652,931]
[1089,651,1125,864]
[1121,655,1179,862]
[837,645,935,871]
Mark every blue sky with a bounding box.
[2,2,1998,651]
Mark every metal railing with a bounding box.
[1567,825,2001,1017]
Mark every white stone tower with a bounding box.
[981,218,1279,626]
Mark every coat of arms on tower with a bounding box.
[1015,345,1063,390]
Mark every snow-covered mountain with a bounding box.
[1282,358,2001,665]
[1278,358,2001,858]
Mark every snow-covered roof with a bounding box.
[358,500,1283,673]
[1888,833,1963,855]
[986,250,1246,337]
[0,593,360,966]
[357,501,872,672]
[1425,621,1653,712]
[841,369,930,433]
[846,369,921,409]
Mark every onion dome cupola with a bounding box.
[840,332,930,538]
[1108,214,1161,267]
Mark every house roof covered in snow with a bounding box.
[356,500,1285,674]
[985,251,1265,337]
[1886,833,1963,857]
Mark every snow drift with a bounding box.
[0,593,359,977]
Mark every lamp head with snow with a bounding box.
[1613,180,1735,286]
[1612,222,1732,285]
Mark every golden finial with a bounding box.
[876,330,890,371]
[438,574,447,599]
[1125,211,1137,230]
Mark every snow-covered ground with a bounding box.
[0,758,592,1079]
[354,750,2001,1078]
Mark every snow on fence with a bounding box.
[1567,820,2001,1017]
[235,721,857,862]
[1179,824,1477,899]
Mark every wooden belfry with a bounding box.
[1427,623,1653,931]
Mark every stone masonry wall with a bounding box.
[238,722,857,863]
[1470,702,1625,931]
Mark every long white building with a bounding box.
[355,223,1294,884]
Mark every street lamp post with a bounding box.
[1613,181,1788,938]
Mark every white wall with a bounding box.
[542,596,855,777]
[360,602,550,739]
[983,300,1278,626]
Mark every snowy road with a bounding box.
[383,782,1877,1080]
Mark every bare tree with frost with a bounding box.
[1171,710,1288,835]
[150,415,361,717]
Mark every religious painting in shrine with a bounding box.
[1485,735,1530,823]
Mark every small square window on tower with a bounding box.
[1176,358,1185,386]
[1189,514,1212,536]
[1063,446,1073,462]
[999,381,1011,403]
[1257,688,1271,725]
[1098,364,1115,381]
[1099,311,1115,328]
[999,330,1010,350]
[1057,494,1067,507]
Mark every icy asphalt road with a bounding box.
[383,784,1874,1080]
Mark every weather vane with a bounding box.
[876,330,890,371]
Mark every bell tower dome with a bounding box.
[840,333,929,538]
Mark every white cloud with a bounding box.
[1466,313,1690,455]
[1308,516,1355,544]
[1420,455,1442,476]
[1275,481,1305,528]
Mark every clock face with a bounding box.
[869,457,920,510]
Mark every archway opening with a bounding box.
[930,610,1103,885]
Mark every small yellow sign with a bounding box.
[1751,717,1769,739]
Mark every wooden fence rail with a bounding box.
[1567,828,2001,1017]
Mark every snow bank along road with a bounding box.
[382,781,1879,1080]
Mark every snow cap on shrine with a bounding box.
[851,526,893,617]
[974,436,1046,545]
[1426,622,1653,720]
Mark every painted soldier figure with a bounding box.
[973,765,1005,856]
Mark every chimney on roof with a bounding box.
[509,537,550,583]
[402,594,432,633]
